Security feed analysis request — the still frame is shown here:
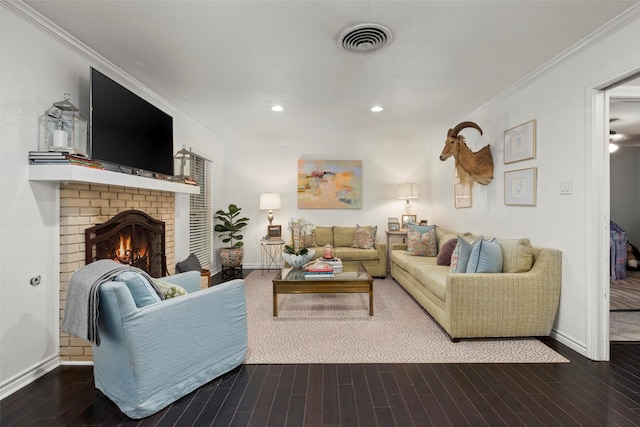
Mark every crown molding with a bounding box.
[470,3,640,118]
[1,0,218,140]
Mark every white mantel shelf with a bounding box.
[29,164,200,194]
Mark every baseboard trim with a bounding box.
[60,360,94,366]
[551,328,588,358]
[0,354,60,400]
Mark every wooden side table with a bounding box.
[385,230,408,272]
[260,239,285,275]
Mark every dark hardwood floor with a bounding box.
[3,270,640,426]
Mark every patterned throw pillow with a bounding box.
[153,279,187,299]
[405,224,437,256]
[450,236,476,273]
[352,224,377,249]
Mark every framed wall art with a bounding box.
[267,225,282,240]
[401,214,417,228]
[454,182,472,208]
[504,167,537,206]
[504,119,536,164]
[297,159,362,209]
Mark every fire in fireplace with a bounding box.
[85,210,167,277]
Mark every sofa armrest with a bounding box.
[159,270,201,293]
[391,243,407,251]
[445,248,561,338]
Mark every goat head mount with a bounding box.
[439,121,494,186]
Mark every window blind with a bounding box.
[189,154,213,269]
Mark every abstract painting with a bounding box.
[298,160,362,209]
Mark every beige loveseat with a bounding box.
[390,226,561,340]
[292,226,387,278]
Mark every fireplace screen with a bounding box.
[85,210,167,277]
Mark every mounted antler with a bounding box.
[439,121,493,186]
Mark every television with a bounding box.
[90,67,174,177]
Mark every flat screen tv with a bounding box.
[90,67,174,177]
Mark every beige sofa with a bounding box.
[291,226,387,278]
[390,226,561,340]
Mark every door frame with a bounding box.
[587,72,640,361]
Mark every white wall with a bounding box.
[217,139,430,268]
[425,10,640,355]
[0,3,221,396]
[610,146,640,246]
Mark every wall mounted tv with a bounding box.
[90,67,174,177]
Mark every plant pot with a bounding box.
[219,247,244,268]
[282,250,315,269]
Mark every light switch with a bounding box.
[559,180,572,195]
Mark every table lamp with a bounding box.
[397,182,418,214]
[259,193,281,225]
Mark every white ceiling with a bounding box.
[25,0,639,147]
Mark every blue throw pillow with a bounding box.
[450,237,475,273]
[406,223,433,234]
[466,238,503,273]
[114,271,162,307]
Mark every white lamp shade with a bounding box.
[397,183,418,200]
[260,193,281,210]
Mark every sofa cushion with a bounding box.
[466,238,503,273]
[153,279,187,299]
[114,271,162,307]
[334,226,356,247]
[313,226,334,247]
[405,224,437,256]
[334,247,380,261]
[352,224,377,249]
[437,238,457,266]
[391,250,446,301]
[499,238,534,273]
[450,237,476,273]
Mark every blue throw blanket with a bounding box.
[61,259,163,345]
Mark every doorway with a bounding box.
[608,83,640,342]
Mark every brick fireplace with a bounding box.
[59,182,176,362]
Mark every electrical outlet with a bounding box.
[559,180,572,195]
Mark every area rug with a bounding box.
[243,271,568,364]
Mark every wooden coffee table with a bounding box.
[272,262,374,316]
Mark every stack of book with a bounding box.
[29,151,104,169]
[183,177,197,185]
[320,257,343,273]
[304,261,335,279]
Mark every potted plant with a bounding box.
[283,217,316,268]
[214,204,249,269]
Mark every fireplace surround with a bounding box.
[59,182,176,361]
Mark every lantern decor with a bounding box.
[173,145,193,179]
[38,93,88,156]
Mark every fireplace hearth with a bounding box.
[85,210,167,277]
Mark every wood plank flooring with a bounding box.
[610,271,640,311]
[2,340,640,426]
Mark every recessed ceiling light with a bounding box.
[371,106,383,112]
[271,105,284,112]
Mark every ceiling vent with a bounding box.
[338,23,392,53]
